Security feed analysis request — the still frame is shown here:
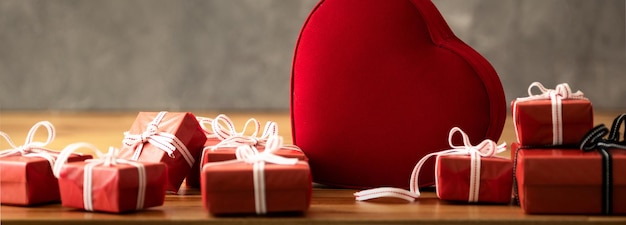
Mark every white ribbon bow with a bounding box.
[203,135,299,214]
[123,111,194,167]
[513,82,586,145]
[209,114,279,149]
[53,143,147,212]
[0,121,59,168]
[354,127,506,202]
[196,116,221,139]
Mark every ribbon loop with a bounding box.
[608,114,626,143]
[355,127,505,203]
[1,121,60,169]
[212,114,261,140]
[580,125,610,151]
[580,113,626,152]
[577,113,626,215]
[526,82,585,101]
[209,115,282,151]
[448,127,505,158]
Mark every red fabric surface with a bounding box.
[513,143,626,214]
[512,99,593,147]
[436,155,513,204]
[202,161,311,215]
[119,112,206,192]
[58,161,167,213]
[291,0,506,189]
[0,154,91,206]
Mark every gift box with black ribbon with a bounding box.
[513,114,626,214]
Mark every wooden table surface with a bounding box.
[1,111,626,225]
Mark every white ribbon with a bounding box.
[0,121,59,168]
[513,82,586,145]
[53,143,147,212]
[354,127,506,202]
[196,116,220,139]
[203,135,299,214]
[123,111,194,167]
[208,114,300,151]
[210,114,268,148]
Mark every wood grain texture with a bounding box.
[1,111,626,224]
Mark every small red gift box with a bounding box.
[186,115,300,188]
[513,143,626,214]
[201,135,311,215]
[354,127,511,204]
[0,121,93,206]
[57,144,168,213]
[512,82,593,147]
[120,111,206,193]
[436,155,513,203]
[202,160,311,215]
[1,154,91,206]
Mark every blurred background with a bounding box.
[0,0,624,111]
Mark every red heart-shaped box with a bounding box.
[291,0,506,189]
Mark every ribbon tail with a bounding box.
[354,187,419,202]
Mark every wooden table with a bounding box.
[1,111,626,225]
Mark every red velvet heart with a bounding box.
[291,0,506,189]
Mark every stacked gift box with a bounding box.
[512,82,626,215]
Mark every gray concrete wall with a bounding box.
[0,0,624,111]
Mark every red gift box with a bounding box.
[185,116,223,188]
[436,155,513,203]
[1,154,91,206]
[512,82,593,147]
[0,120,93,206]
[202,160,311,215]
[120,111,206,193]
[186,115,295,189]
[56,144,168,213]
[513,143,626,214]
[355,127,511,204]
[185,137,222,188]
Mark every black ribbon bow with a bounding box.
[579,113,626,215]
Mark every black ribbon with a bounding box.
[579,113,626,215]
